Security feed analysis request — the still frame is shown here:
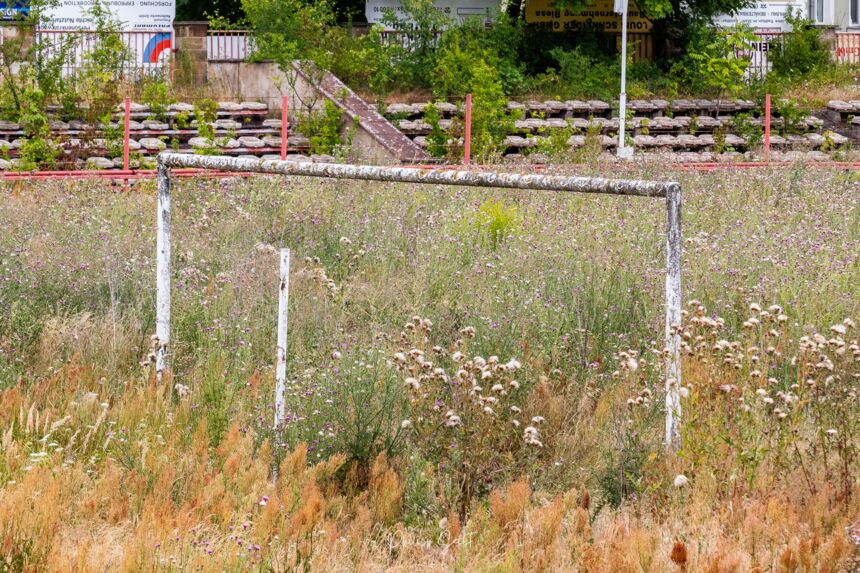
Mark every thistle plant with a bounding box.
[393,316,544,516]
[679,300,858,501]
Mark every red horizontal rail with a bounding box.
[1,161,858,182]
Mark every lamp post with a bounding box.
[616,0,633,159]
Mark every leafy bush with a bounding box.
[101,113,124,158]
[423,102,448,158]
[329,351,408,468]
[193,98,220,155]
[75,0,131,123]
[732,112,763,148]
[433,16,526,96]
[381,0,451,90]
[472,199,520,250]
[549,47,619,102]
[770,9,832,79]
[140,76,174,121]
[686,23,756,99]
[0,0,72,122]
[328,26,397,98]
[299,99,354,156]
[773,98,809,135]
[242,0,336,69]
[437,59,521,160]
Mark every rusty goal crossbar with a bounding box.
[155,152,683,448]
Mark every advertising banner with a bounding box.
[713,1,805,31]
[365,0,498,26]
[524,0,652,32]
[42,0,175,31]
[0,0,27,20]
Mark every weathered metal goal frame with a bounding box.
[155,152,683,448]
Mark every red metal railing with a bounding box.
[207,30,253,62]
[35,29,172,79]
[834,31,860,65]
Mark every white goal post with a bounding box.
[155,152,683,449]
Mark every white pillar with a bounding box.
[156,160,171,378]
[664,185,682,449]
[617,0,633,159]
[274,248,290,428]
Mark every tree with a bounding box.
[551,0,757,61]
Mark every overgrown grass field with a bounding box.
[0,166,858,571]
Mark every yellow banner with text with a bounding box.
[524,0,653,32]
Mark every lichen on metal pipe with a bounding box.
[157,153,676,198]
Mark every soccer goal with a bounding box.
[154,153,683,448]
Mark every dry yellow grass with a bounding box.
[1,172,858,571]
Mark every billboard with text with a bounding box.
[42,0,174,30]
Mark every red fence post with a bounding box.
[764,94,771,161]
[123,96,131,171]
[464,94,472,166]
[281,96,288,160]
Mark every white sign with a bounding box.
[42,0,175,31]
[713,1,805,31]
[365,0,498,26]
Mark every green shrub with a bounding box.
[773,98,808,135]
[330,351,408,466]
[329,26,396,98]
[473,199,520,250]
[732,112,763,149]
[440,59,520,160]
[193,98,220,155]
[549,47,619,102]
[423,102,448,158]
[140,76,174,121]
[101,112,124,158]
[242,0,336,68]
[76,0,131,123]
[434,16,526,96]
[770,9,832,79]
[19,135,60,171]
[299,99,348,156]
[686,23,756,99]
[381,0,451,90]
[0,0,73,122]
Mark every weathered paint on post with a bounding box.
[464,94,472,166]
[664,184,682,449]
[155,159,171,378]
[157,153,672,197]
[281,96,288,161]
[764,94,771,159]
[275,248,290,428]
[123,97,131,172]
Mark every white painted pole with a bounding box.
[155,160,171,379]
[617,0,632,159]
[274,248,290,429]
[664,185,682,449]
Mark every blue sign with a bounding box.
[0,1,28,20]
